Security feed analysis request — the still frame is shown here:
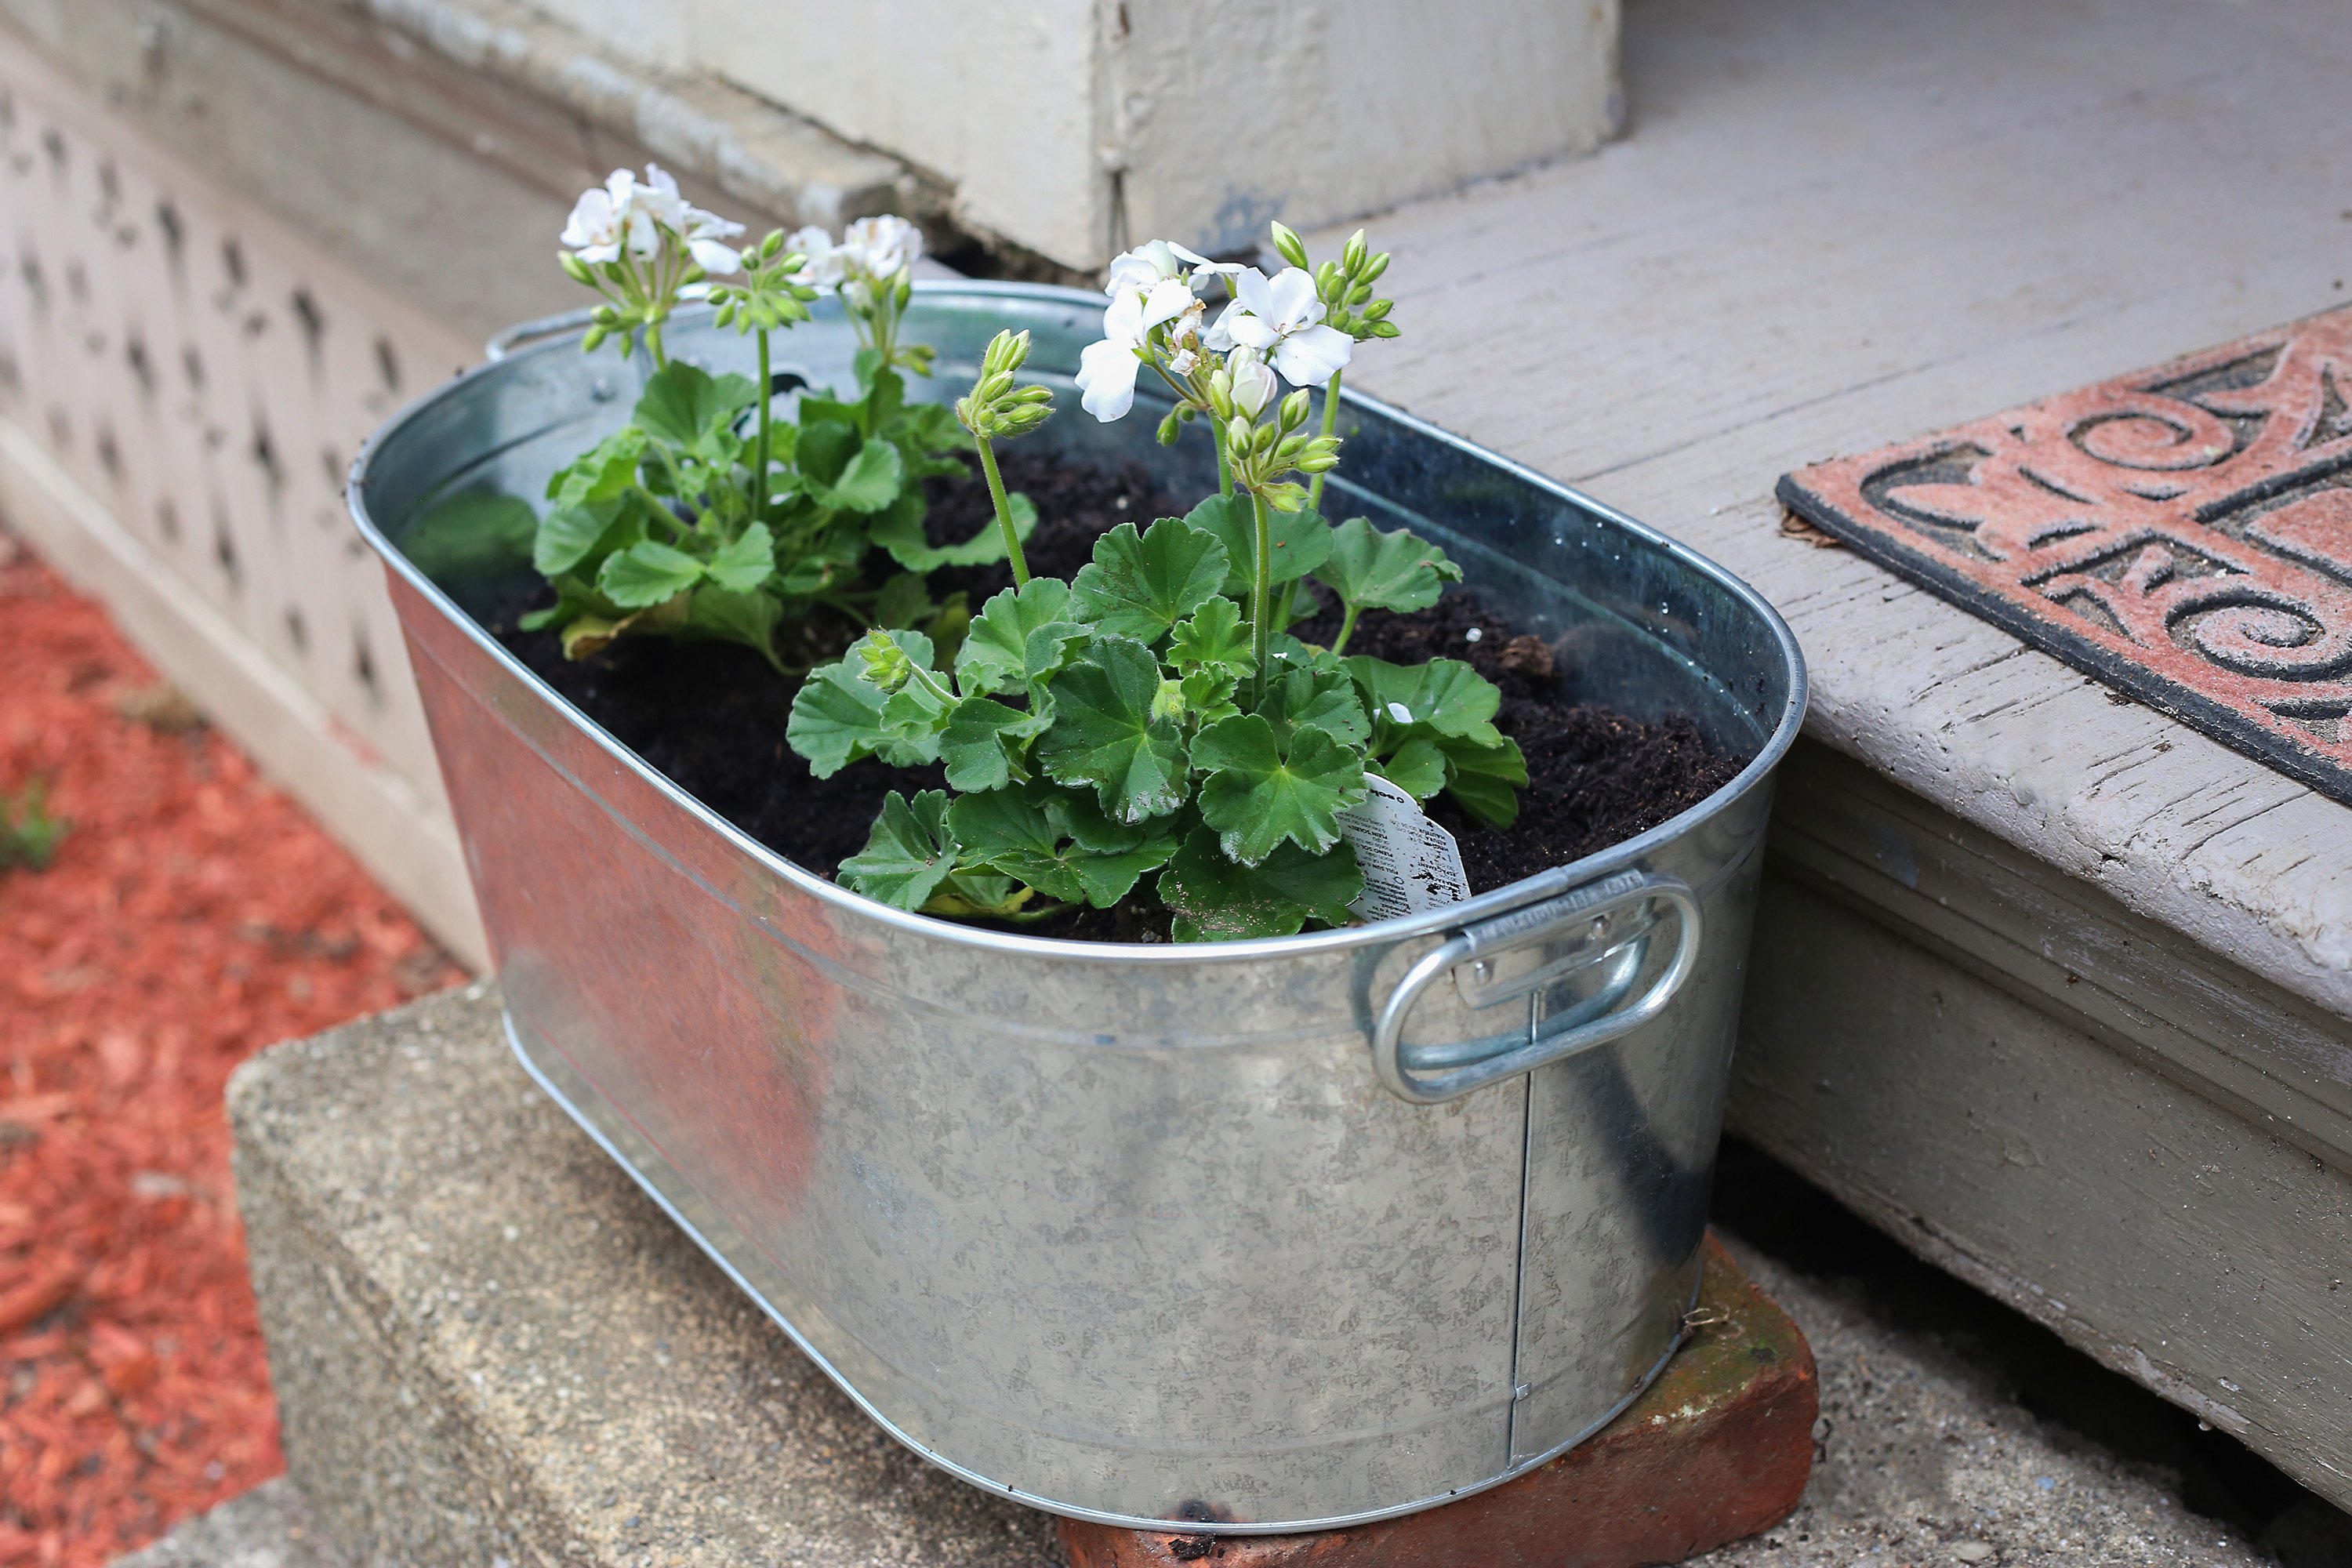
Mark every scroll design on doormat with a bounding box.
[1779,306,2352,804]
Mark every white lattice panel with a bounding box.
[0,40,484,958]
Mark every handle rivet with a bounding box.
[1512,1382,1533,1401]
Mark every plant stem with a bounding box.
[1214,423,1233,497]
[1250,488,1274,704]
[754,328,773,522]
[1305,370,1342,514]
[1330,599,1363,658]
[975,433,1029,587]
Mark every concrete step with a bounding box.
[111,1479,343,1568]
[222,985,2284,1566]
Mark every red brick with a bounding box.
[1060,1234,1814,1568]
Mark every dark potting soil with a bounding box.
[484,448,1744,939]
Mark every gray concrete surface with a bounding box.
[112,1479,343,1568]
[200,983,2310,1567]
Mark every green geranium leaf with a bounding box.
[956,579,1091,697]
[886,401,971,477]
[1070,516,1230,644]
[874,571,934,630]
[839,791,960,911]
[1436,732,1528,826]
[534,493,644,578]
[1167,597,1252,679]
[796,419,860,487]
[786,643,949,777]
[1256,663,1370,748]
[1346,656,1504,746]
[1157,827,1363,942]
[1179,666,1242,724]
[596,539,706,608]
[947,786,1178,909]
[772,519,867,598]
[546,427,647,512]
[685,585,782,662]
[1036,636,1189,823]
[706,522,775,593]
[1374,736,1449,800]
[810,437,904,514]
[635,362,759,456]
[1314,517,1461,615]
[870,488,1036,572]
[1186,494,1333,598]
[939,697,1049,793]
[1192,713,1367,865]
[923,871,1036,920]
[517,572,617,634]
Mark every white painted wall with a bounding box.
[1107,0,1622,260]
[701,0,1107,268]
[522,0,1620,270]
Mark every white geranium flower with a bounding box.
[680,205,746,274]
[562,164,742,272]
[1226,346,1277,420]
[1075,289,1151,422]
[633,165,691,233]
[843,215,923,279]
[1212,266,1353,387]
[784,226,844,288]
[1105,238,1238,298]
[1386,702,1414,724]
[561,169,656,263]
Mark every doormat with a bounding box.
[1778,306,2352,805]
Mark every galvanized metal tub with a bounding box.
[348,281,1807,1534]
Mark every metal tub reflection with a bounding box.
[347,282,1807,1533]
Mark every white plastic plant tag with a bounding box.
[1340,774,1472,923]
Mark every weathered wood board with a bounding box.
[1330,0,2352,1020]
[1318,0,2352,1503]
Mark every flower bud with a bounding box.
[1362,252,1390,283]
[1370,320,1403,339]
[1269,221,1310,271]
[1342,230,1368,274]
[559,252,594,285]
[1348,280,1374,306]
[582,325,608,351]
[1363,299,1392,321]
[1294,450,1340,474]
[1156,406,1185,446]
[1314,260,1341,296]
[1225,416,1254,454]
[761,229,787,259]
[1251,421,1279,455]
[1278,389,1312,431]
[1265,481,1310,512]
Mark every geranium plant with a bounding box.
[786,226,1527,940]
[524,172,1029,669]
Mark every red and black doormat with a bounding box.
[1779,306,2352,805]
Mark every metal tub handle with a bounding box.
[485,307,599,361]
[1370,870,1703,1104]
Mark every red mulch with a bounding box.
[0,535,465,1566]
